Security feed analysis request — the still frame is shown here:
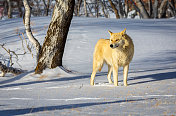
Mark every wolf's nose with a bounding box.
[110,44,113,48]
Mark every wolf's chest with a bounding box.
[112,50,131,67]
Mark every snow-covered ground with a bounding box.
[0,17,176,115]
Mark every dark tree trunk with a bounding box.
[7,0,12,18]
[43,0,50,16]
[118,0,124,18]
[153,0,158,18]
[35,0,75,74]
[135,0,150,18]
[148,0,153,17]
[158,0,168,18]
[108,0,120,19]
[130,0,143,18]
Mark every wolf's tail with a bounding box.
[98,63,104,72]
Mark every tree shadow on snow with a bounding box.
[129,71,176,85]
[0,70,34,85]
[0,73,106,88]
[0,98,148,116]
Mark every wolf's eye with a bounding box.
[116,39,118,41]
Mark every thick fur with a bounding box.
[90,29,134,86]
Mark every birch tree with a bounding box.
[35,0,75,74]
[23,0,41,60]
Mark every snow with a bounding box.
[0,17,176,115]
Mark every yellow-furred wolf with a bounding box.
[90,29,134,86]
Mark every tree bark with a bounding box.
[158,0,168,18]
[84,0,88,17]
[130,0,143,18]
[153,0,158,18]
[43,0,50,16]
[23,0,41,60]
[148,0,153,17]
[135,0,150,18]
[77,0,82,16]
[108,0,120,19]
[7,0,12,18]
[35,0,75,74]
[99,0,109,18]
[118,0,124,18]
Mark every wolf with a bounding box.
[90,29,134,86]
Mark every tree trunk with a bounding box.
[17,1,23,17]
[23,0,41,60]
[168,0,176,17]
[43,0,50,16]
[124,0,129,18]
[7,0,12,18]
[108,0,120,19]
[135,0,150,18]
[95,0,99,18]
[35,0,75,74]
[158,0,168,18]
[99,0,109,18]
[148,0,153,17]
[153,0,158,18]
[130,0,143,18]
[118,0,124,18]
[84,0,88,17]
[77,0,82,16]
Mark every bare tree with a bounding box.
[35,0,75,74]
[99,0,109,18]
[84,0,88,16]
[158,0,168,18]
[148,0,153,17]
[7,0,12,18]
[75,0,82,16]
[42,0,51,16]
[118,0,124,18]
[135,0,149,18]
[108,0,120,19]
[153,0,158,18]
[23,0,41,60]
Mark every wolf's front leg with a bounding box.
[113,66,119,86]
[107,65,113,84]
[123,64,129,86]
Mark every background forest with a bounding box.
[0,0,176,20]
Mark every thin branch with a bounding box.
[21,32,34,58]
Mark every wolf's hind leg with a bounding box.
[90,63,99,86]
[90,59,104,85]
[107,65,113,84]
[123,64,129,86]
[90,69,97,86]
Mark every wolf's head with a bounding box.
[108,28,127,49]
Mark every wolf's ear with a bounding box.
[120,28,126,35]
[108,30,113,36]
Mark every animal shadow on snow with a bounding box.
[129,71,176,85]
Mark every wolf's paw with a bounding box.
[124,83,128,86]
[108,80,113,84]
[90,82,94,86]
[114,83,118,86]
